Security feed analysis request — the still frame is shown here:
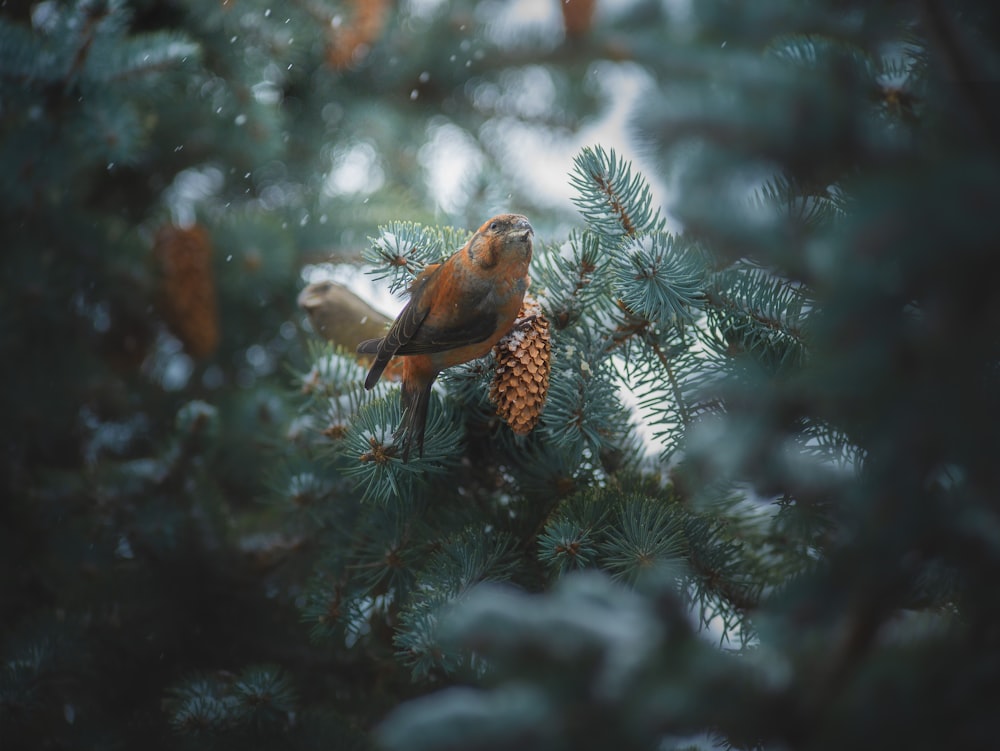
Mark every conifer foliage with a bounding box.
[372,3,1000,750]
[3,1,1000,750]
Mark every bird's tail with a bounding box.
[358,338,391,390]
[393,379,431,462]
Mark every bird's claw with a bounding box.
[513,314,538,331]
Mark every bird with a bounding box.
[357,213,534,461]
[298,279,393,344]
[298,279,405,379]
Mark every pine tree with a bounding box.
[4,1,1000,750]
[369,3,1000,750]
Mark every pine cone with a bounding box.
[560,0,597,40]
[153,224,220,358]
[325,0,392,69]
[489,296,551,435]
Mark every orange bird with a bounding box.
[358,214,534,460]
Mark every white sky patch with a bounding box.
[398,1,678,226]
[477,0,562,48]
[479,0,683,48]
[500,65,560,119]
[323,140,385,196]
[434,58,675,234]
[611,355,666,460]
[419,120,486,215]
[251,79,282,105]
[505,61,670,217]
[659,0,695,40]
[403,0,448,19]
[163,166,225,227]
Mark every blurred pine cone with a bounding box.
[560,0,597,39]
[325,0,392,69]
[152,224,220,358]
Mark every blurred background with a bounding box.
[5,0,1000,749]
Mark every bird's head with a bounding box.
[468,213,533,269]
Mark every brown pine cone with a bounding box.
[560,0,597,40]
[152,224,220,358]
[325,0,392,69]
[489,296,551,435]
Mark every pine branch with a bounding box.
[0,19,59,83]
[703,262,811,373]
[531,230,612,330]
[539,328,631,461]
[683,514,762,643]
[345,504,421,597]
[98,33,201,82]
[166,666,298,736]
[614,231,707,324]
[298,345,373,439]
[338,393,464,503]
[641,329,694,429]
[765,32,876,78]
[600,494,687,585]
[363,221,456,294]
[537,486,612,575]
[749,174,846,230]
[394,530,518,678]
[502,433,601,501]
[616,319,724,460]
[300,570,364,643]
[569,145,662,240]
[64,0,110,90]
[919,0,1000,147]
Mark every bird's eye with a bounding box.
[489,221,499,231]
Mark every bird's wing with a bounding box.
[380,298,430,354]
[392,312,496,354]
[383,262,496,355]
[361,267,441,389]
[361,297,429,389]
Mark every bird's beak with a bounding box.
[297,287,318,311]
[515,217,533,240]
